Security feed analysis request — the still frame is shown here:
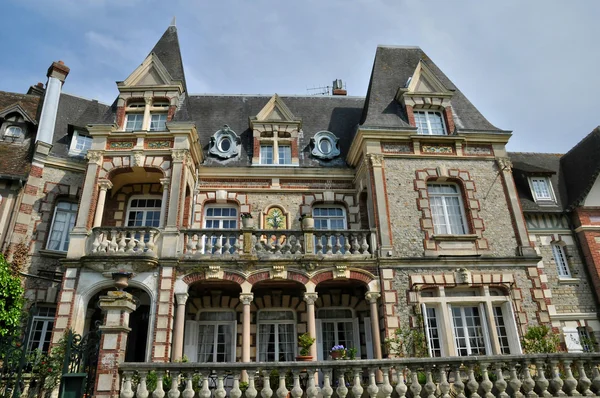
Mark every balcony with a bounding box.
[90,227,161,256]
[119,353,600,398]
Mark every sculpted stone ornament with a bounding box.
[206,265,221,279]
[311,131,340,160]
[239,293,254,306]
[333,264,348,279]
[86,150,103,165]
[368,154,384,167]
[303,292,318,306]
[455,268,472,284]
[171,149,189,162]
[497,157,513,172]
[271,264,286,279]
[209,125,240,159]
[131,151,144,167]
[365,291,381,304]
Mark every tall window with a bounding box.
[257,310,295,362]
[422,306,442,357]
[125,114,143,131]
[428,183,468,235]
[196,311,236,363]
[530,177,553,202]
[27,307,56,354]
[68,130,92,157]
[260,145,274,165]
[317,308,358,359]
[258,141,294,165]
[126,197,162,227]
[414,111,446,135]
[313,206,347,254]
[48,201,78,252]
[149,113,167,131]
[451,306,488,356]
[552,243,570,277]
[278,145,292,165]
[493,306,511,355]
[204,205,238,254]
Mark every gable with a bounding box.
[583,174,600,207]
[255,94,297,122]
[120,53,177,88]
[406,61,450,94]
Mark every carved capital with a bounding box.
[303,292,318,306]
[239,293,254,306]
[171,149,189,162]
[98,179,113,191]
[86,150,103,165]
[175,293,189,305]
[365,291,381,304]
[497,157,512,172]
[159,177,171,188]
[368,154,384,168]
[144,97,152,105]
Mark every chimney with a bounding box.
[36,61,70,146]
[27,82,45,97]
[332,79,347,96]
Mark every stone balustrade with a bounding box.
[119,354,600,398]
[181,228,376,258]
[90,227,160,256]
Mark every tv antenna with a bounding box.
[306,79,347,96]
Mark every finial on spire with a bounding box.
[170,16,176,27]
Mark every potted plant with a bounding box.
[299,214,314,229]
[240,212,254,228]
[330,344,346,360]
[296,332,315,361]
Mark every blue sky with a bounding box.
[2,0,599,153]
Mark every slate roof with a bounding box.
[150,25,187,93]
[360,46,504,133]
[49,93,111,159]
[0,91,41,179]
[560,126,600,210]
[188,95,364,167]
[508,152,565,212]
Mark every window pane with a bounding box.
[427,184,466,235]
[552,244,570,277]
[425,307,442,357]
[125,114,143,131]
[260,145,274,164]
[532,178,551,200]
[279,145,292,165]
[48,202,78,252]
[150,113,167,131]
[493,306,511,354]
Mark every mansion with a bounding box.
[2,22,600,398]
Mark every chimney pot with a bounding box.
[58,60,64,65]
[36,82,44,88]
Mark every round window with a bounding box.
[219,137,231,152]
[319,138,332,154]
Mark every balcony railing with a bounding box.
[119,353,600,398]
[90,227,160,256]
[181,228,377,258]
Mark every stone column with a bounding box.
[93,291,137,398]
[171,293,188,362]
[240,293,254,364]
[159,178,170,228]
[365,292,382,360]
[365,153,393,256]
[142,97,152,131]
[93,179,113,228]
[161,150,187,257]
[303,292,319,359]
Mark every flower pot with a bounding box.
[242,218,254,228]
[330,350,345,360]
[295,355,313,362]
[301,217,314,230]
[112,272,131,291]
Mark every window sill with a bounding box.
[39,249,67,258]
[432,234,478,242]
[558,277,580,284]
[253,164,299,167]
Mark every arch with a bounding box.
[105,165,166,183]
[310,268,376,289]
[181,271,246,288]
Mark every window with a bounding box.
[278,145,292,165]
[530,177,553,202]
[422,306,442,357]
[149,113,167,131]
[428,183,468,235]
[27,307,56,354]
[257,310,295,362]
[260,145,274,165]
[68,131,92,157]
[5,126,22,137]
[126,197,162,227]
[47,201,78,252]
[578,327,593,353]
[414,111,446,135]
[317,308,359,360]
[203,205,238,254]
[552,243,570,277]
[196,311,236,362]
[125,114,143,131]
[493,306,511,355]
[313,206,347,254]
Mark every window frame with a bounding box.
[414,110,447,135]
[47,201,78,252]
[256,308,297,362]
[4,125,23,138]
[203,204,239,230]
[68,130,93,157]
[528,176,556,203]
[316,307,360,360]
[149,113,168,132]
[125,195,162,228]
[312,205,347,230]
[552,242,571,278]
[257,138,296,166]
[427,183,469,235]
[125,113,144,132]
[259,144,274,165]
[26,307,56,354]
[195,309,237,363]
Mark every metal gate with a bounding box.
[59,329,101,398]
[0,334,27,398]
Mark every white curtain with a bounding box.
[197,324,215,362]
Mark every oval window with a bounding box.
[219,137,231,152]
[319,138,332,154]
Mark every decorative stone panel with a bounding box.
[381,142,414,154]
[464,144,494,157]
[106,139,136,150]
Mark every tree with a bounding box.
[0,254,24,336]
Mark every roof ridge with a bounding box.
[561,126,600,158]
[509,151,564,156]
[188,93,365,99]
[377,44,422,50]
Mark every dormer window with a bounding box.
[125,101,145,131]
[415,111,446,135]
[149,113,167,131]
[529,177,555,203]
[68,130,92,157]
[5,126,22,137]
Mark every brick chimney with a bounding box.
[36,61,70,146]
[27,82,45,97]
[332,79,347,96]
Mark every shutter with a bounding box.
[184,320,199,362]
[315,319,323,361]
[563,327,583,353]
[421,304,433,357]
[364,317,374,359]
[504,302,522,354]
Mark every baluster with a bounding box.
[351,234,359,254]
[230,374,242,398]
[114,229,123,252]
[337,370,349,398]
[333,234,342,255]
[562,360,579,397]
[360,233,369,253]
[293,234,302,254]
[197,373,211,398]
[168,371,180,398]
[315,235,323,255]
[205,234,213,254]
[395,366,407,398]
[466,364,481,398]
[182,373,194,398]
[549,360,565,397]
[495,363,508,398]
[120,371,134,398]
[592,364,600,395]
[146,230,156,253]
[535,360,550,398]
[136,371,150,398]
[453,364,466,398]
[185,233,194,254]
[321,369,333,398]
[367,368,379,398]
[522,361,537,398]
[223,234,232,254]
[100,231,109,252]
[380,366,393,398]
[126,231,136,253]
[343,232,351,254]
[306,370,318,398]
[423,367,436,398]
[325,234,333,255]
[274,234,282,255]
[410,367,423,398]
[577,361,593,396]
[291,370,303,398]
[261,370,273,398]
[352,368,364,398]
[276,372,290,398]
[254,233,263,253]
[439,366,451,398]
[153,371,166,398]
[246,372,258,398]
[214,234,223,255]
[137,231,147,252]
[215,372,226,398]
[92,230,101,253]
[282,235,292,254]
